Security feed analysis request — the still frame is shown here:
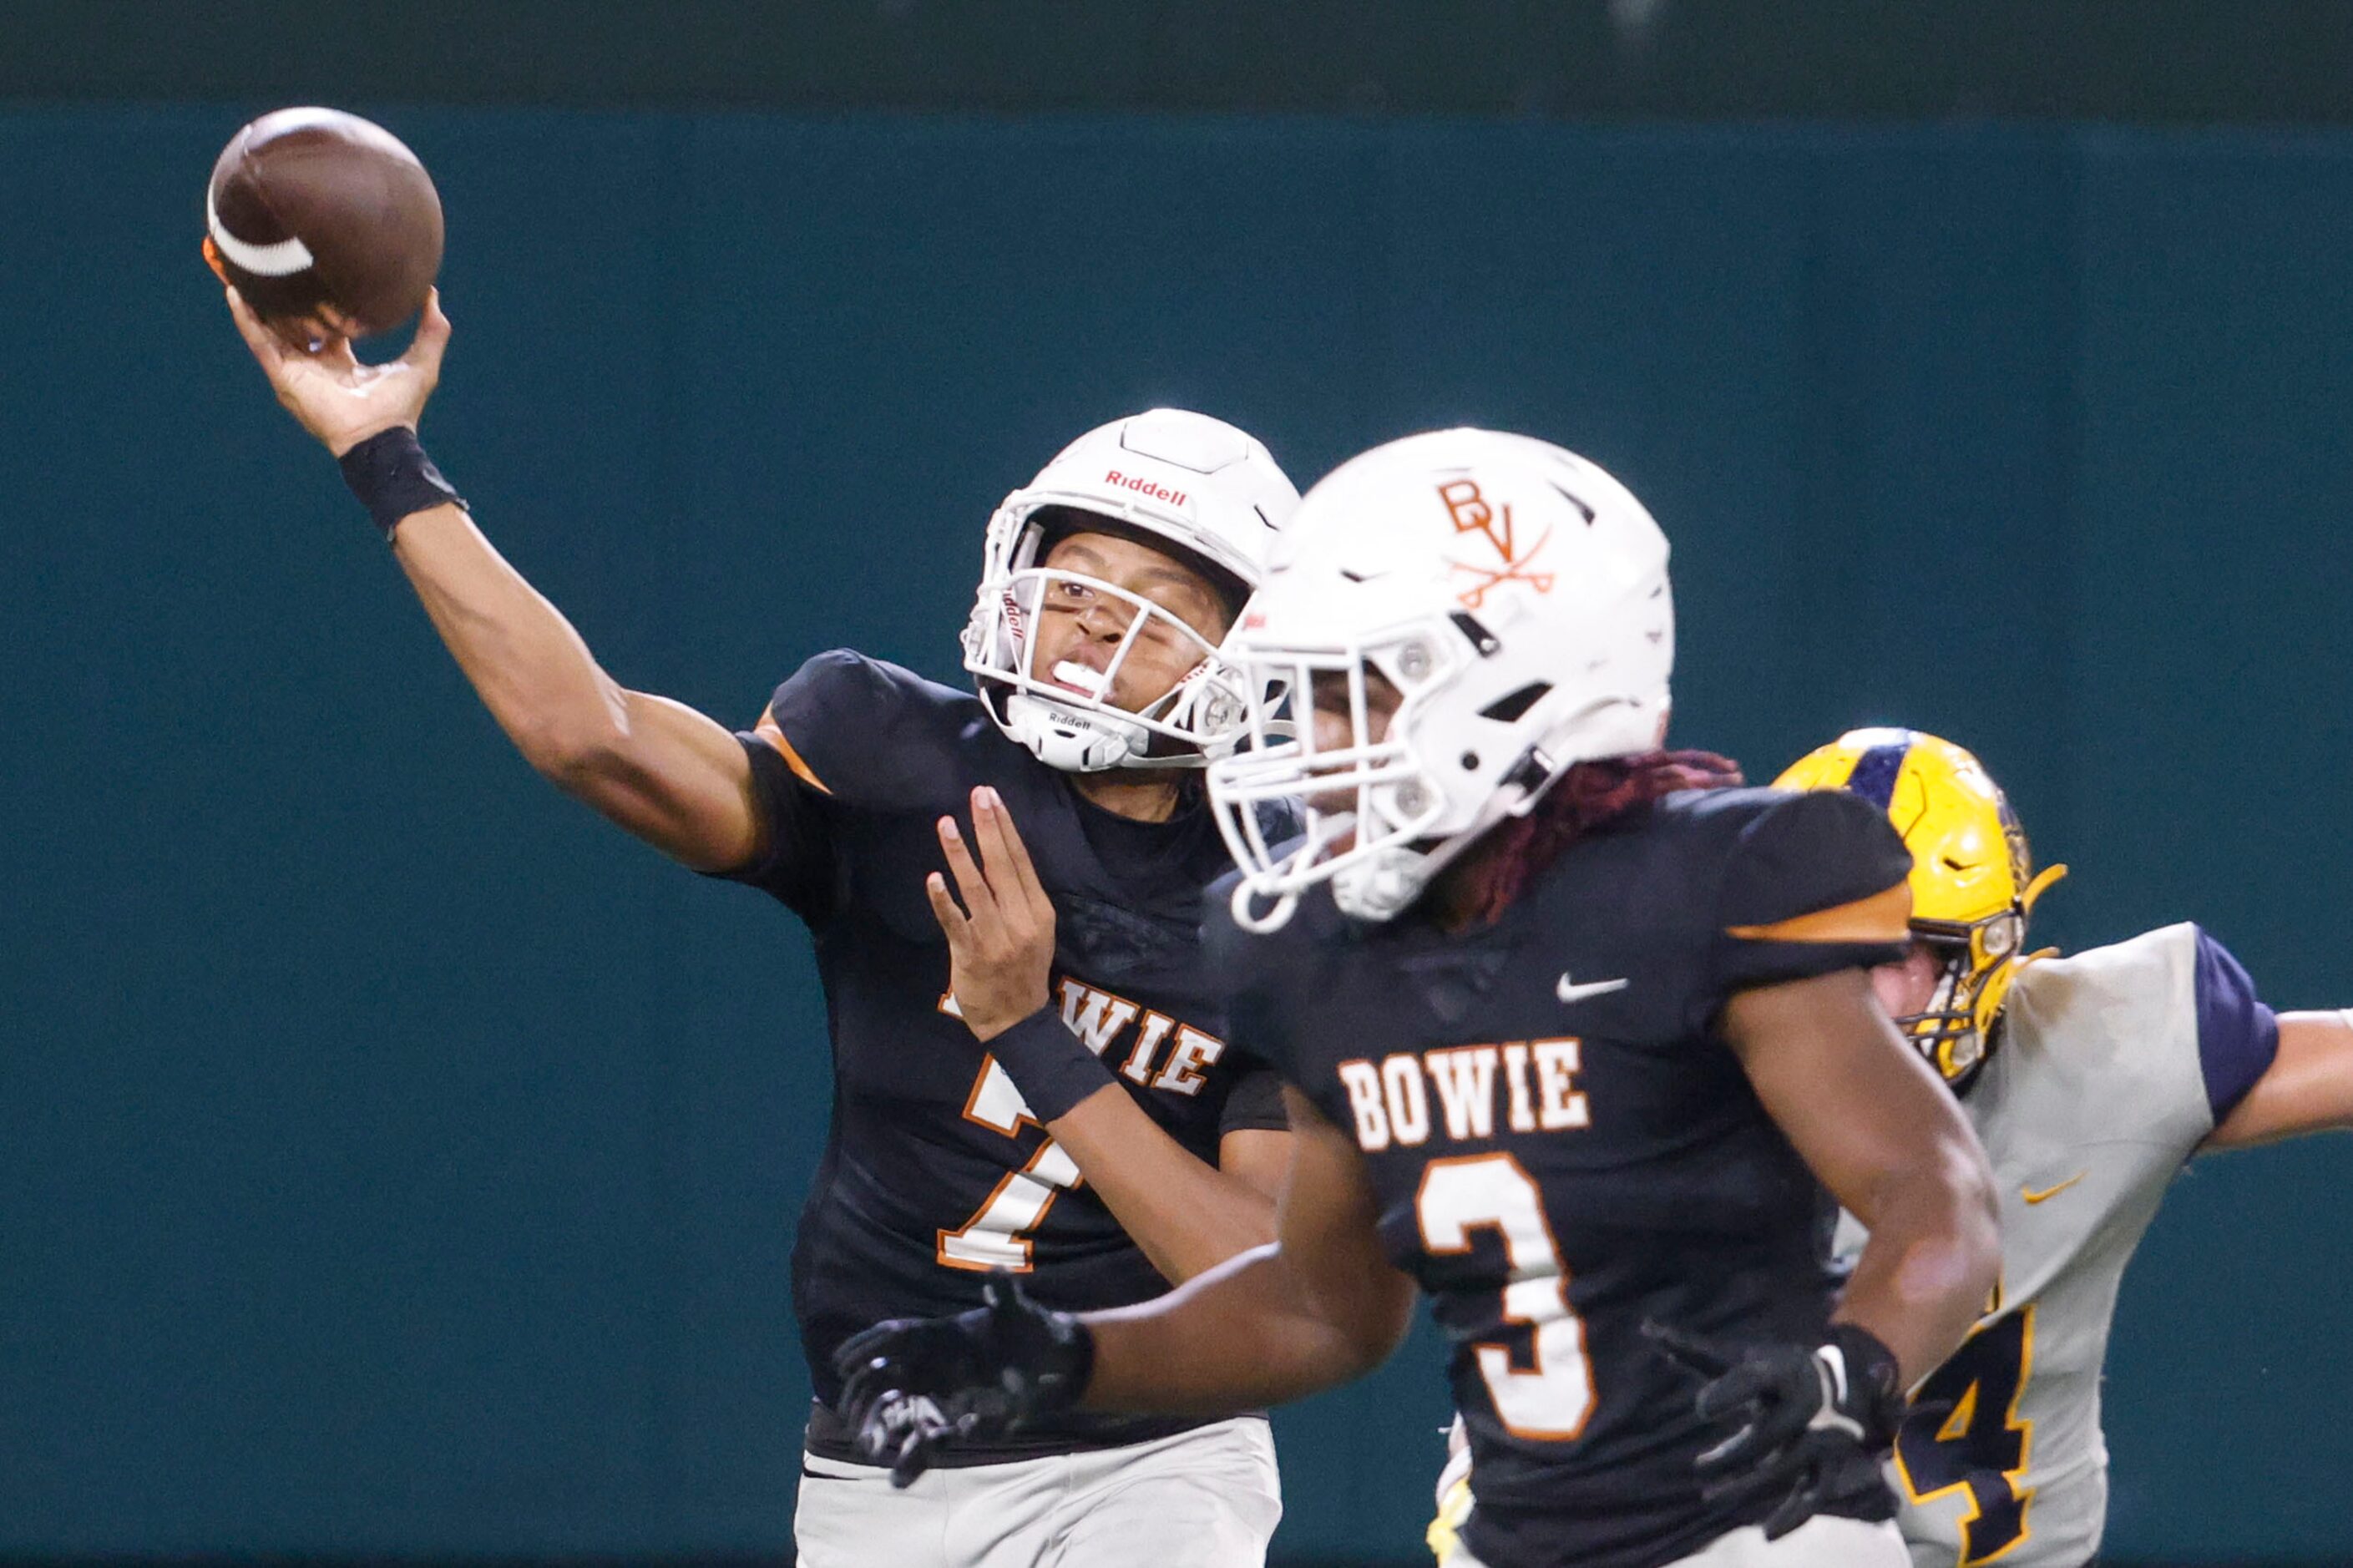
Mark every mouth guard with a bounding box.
[1051,661,1111,697]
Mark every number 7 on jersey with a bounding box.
[937,1053,1082,1271]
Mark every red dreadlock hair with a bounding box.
[1450,749,1744,926]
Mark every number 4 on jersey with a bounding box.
[1895,1306,2037,1565]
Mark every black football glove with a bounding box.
[832,1272,1095,1488]
[1642,1318,1905,1541]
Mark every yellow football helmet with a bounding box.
[1774,728,2067,1090]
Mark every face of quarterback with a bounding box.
[1030,531,1233,716]
[1870,943,1947,1021]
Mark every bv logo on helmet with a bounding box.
[1440,478,1514,557]
[1439,478,1556,610]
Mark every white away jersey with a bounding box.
[1855,923,2278,1568]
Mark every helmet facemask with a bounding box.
[1895,891,2057,1094]
[1895,916,2007,1091]
[1210,624,1469,930]
[1210,614,1632,933]
[964,509,1254,773]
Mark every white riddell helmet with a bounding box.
[1207,428,1673,929]
[964,408,1300,771]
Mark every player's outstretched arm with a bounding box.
[1043,1100,1285,1285]
[1722,969,2001,1387]
[1079,1090,1415,1410]
[833,1090,1410,1483]
[389,510,760,869]
[2208,1010,2353,1147]
[842,1083,1402,1450]
[929,791,1286,1282]
[226,287,764,873]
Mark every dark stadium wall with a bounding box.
[4,108,2350,1564]
[15,0,2353,124]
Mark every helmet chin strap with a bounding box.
[1328,746,1561,923]
[1003,691,1149,773]
[1331,843,1432,923]
[1941,1024,1990,1085]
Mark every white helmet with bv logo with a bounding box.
[1207,427,1674,929]
[963,408,1300,771]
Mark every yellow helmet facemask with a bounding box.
[1774,728,2066,1093]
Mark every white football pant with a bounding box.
[795,1415,1281,1568]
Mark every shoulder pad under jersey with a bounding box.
[757,648,989,814]
[1693,787,1915,989]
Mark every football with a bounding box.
[204,107,443,340]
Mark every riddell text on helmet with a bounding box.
[1104,471,1188,508]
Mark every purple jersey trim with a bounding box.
[2192,925,2279,1124]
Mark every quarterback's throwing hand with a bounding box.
[1643,1318,1904,1540]
[928,786,1057,1041]
[225,283,450,458]
[834,1272,1096,1487]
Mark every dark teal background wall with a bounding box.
[5,108,2351,1561]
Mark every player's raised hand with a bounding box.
[225,284,452,457]
[834,1272,1096,1488]
[927,786,1057,1041]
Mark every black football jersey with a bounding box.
[1207,787,1912,1568]
[722,650,1288,1463]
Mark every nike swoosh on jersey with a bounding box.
[1556,974,1631,1004]
[2022,1171,2088,1204]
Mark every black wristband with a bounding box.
[985,1007,1118,1123]
[338,426,467,539]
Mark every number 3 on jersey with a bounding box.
[937,1054,1081,1272]
[1416,1153,1596,1439]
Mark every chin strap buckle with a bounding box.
[1500,746,1556,811]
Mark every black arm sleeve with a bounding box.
[1217,1065,1292,1136]
[709,735,837,922]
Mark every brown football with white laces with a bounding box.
[204,106,443,340]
